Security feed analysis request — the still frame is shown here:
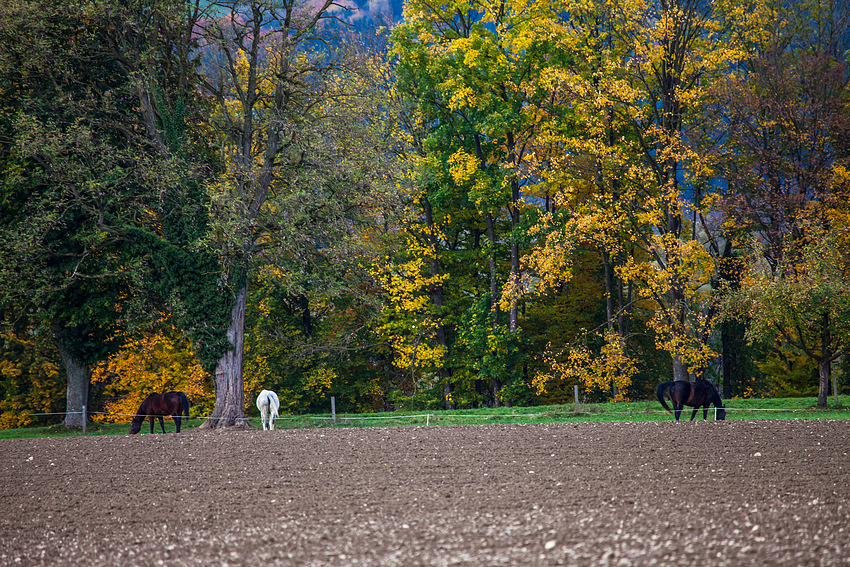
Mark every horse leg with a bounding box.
[149,416,155,434]
[158,416,166,433]
[673,402,683,421]
[689,408,698,421]
[174,416,181,433]
[260,408,267,430]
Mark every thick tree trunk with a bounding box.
[818,357,830,408]
[52,321,90,429]
[56,340,90,429]
[203,281,249,428]
[672,355,689,382]
[443,380,455,410]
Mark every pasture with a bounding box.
[2,420,848,566]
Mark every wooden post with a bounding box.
[574,385,579,411]
[81,405,86,435]
[331,396,336,424]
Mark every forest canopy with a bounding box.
[1,0,849,428]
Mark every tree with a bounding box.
[389,0,560,406]
[0,314,64,428]
[91,323,212,423]
[0,0,164,428]
[193,0,398,426]
[736,224,850,406]
[516,0,746,390]
[711,0,850,405]
[0,0,232,428]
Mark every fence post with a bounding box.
[331,396,336,424]
[574,385,579,411]
[82,405,86,435]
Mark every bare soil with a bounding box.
[1,420,849,566]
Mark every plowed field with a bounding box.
[2,420,848,566]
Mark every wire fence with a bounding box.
[11,403,850,432]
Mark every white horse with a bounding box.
[256,389,280,430]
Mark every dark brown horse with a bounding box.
[656,380,726,421]
[129,391,190,434]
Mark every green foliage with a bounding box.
[454,294,523,404]
[757,347,819,398]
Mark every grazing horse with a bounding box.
[656,380,726,421]
[129,391,190,434]
[256,389,280,430]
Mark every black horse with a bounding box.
[129,391,190,434]
[656,380,726,421]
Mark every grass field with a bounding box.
[2,394,848,439]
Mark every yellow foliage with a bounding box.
[0,329,61,429]
[447,149,480,185]
[535,332,637,401]
[369,238,449,374]
[303,367,336,397]
[827,164,850,249]
[90,327,211,423]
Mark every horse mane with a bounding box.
[698,380,724,408]
[132,394,154,420]
[129,393,155,433]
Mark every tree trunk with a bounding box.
[55,337,90,430]
[721,320,734,398]
[719,241,740,399]
[509,176,520,333]
[817,312,831,407]
[203,281,249,428]
[423,196,453,410]
[52,321,90,429]
[602,250,620,399]
[485,211,502,408]
[818,357,830,408]
[672,355,689,382]
[832,365,838,406]
[443,380,455,410]
[486,212,498,320]
[300,294,313,337]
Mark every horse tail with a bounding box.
[270,391,280,418]
[178,391,190,418]
[656,382,675,415]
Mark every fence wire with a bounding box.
[11,404,848,428]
